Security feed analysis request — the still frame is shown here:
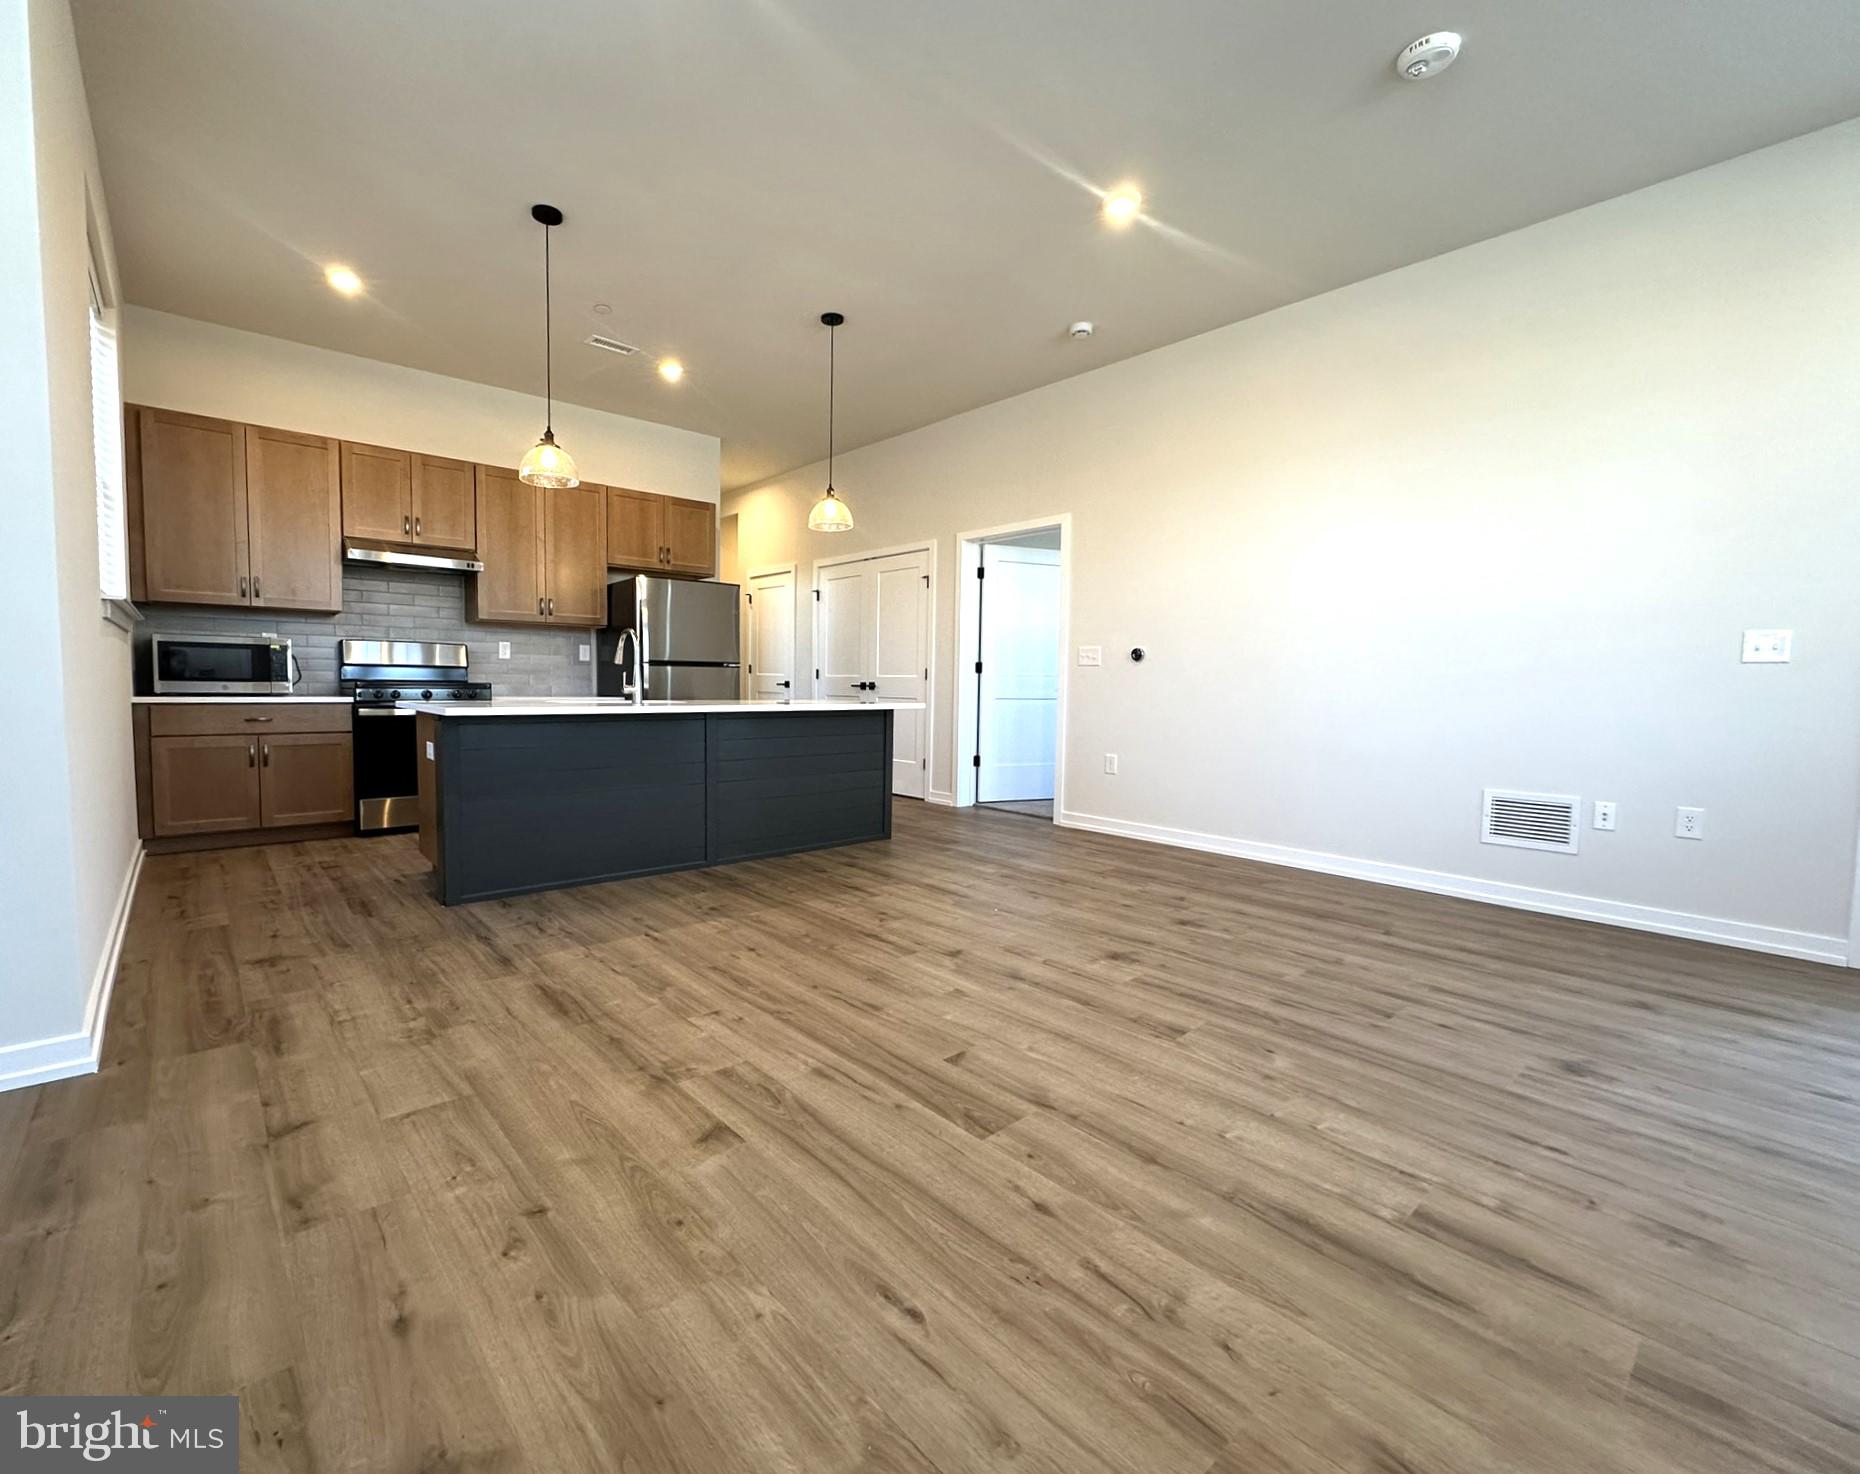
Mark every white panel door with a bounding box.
[869,550,929,799]
[816,561,870,702]
[747,568,797,700]
[813,548,932,799]
[977,544,1060,803]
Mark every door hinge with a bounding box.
[746,592,753,604]
[976,567,985,580]
[974,660,983,674]
[922,574,929,587]
[921,757,927,769]
[815,668,821,679]
[814,589,821,601]
[972,753,981,767]
[748,663,754,675]
[923,667,928,680]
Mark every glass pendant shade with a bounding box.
[808,487,854,532]
[519,429,579,489]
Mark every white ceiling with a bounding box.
[72,1,1860,489]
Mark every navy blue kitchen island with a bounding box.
[406,698,919,905]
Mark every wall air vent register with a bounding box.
[1481,788,1580,854]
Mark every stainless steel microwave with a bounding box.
[148,632,294,695]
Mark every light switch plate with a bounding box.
[1078,645,1103,666]
[498,641,511,659]
[1742,629,1792,663]
[1103,753,1119,775]
[424,740,434,760]
[578,644,590,662]
[1593,800,1617,831]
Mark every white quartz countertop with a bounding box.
[131,694,352,705]
[395,697,926,717]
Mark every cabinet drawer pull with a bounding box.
[243,716,274,723]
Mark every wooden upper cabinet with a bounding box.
[411,454,475,549]
[544,482,607,625]
[340,441,412,542]
[662,496,717,577]
[247,426,342,612]
[468,466,546,624]
[137,408,249,606]
[605,487,663,571]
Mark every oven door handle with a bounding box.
[355,708,418,717]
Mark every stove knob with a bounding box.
[422,689,434,700]
[388,689,401,700]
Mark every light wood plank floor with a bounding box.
[4,801,1860,1473]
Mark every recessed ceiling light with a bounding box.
[591,302,612,315]
[1101,184,1143,227]
[657,358,685,384]
[324,264,363,296]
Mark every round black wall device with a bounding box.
[1129,647,1146,663]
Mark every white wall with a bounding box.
[729,121,1860,959]
[0,0,137,1076]
[123,307,721,503]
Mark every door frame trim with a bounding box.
[744,562,798,702]
[953,515,1071,816]
[810,539,938,799]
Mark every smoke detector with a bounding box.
[1395,32,1462,80]
[1068,321,1095,340]
[585,333,641,356]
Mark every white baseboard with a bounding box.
[0,844,144,1094]
[1056,809,1846,967]
[926,788,956,807]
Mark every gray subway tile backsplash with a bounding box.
[137,562,597,696]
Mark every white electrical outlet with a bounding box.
[578,643,590,662]
[1675,806,1706,840]
[1078,645,1103,667]
[1103,753,1119,775]
[497,641,511,659]
[1593,800,1617,831]
[1741,629,1792,663]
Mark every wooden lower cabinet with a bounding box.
[258,732,355,827]
[150,735,265,836]
[137,704,355,845]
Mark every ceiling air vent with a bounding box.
[585,333,640,356]
[1481,789,1580,854]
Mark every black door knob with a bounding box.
[777,680,790,688]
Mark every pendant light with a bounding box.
[518,203,579,489]
[808,311,854,532]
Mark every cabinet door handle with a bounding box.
[247,742,256,767]
[261,742,271,767]
[404,514,411,535]
[240,575,248,598]
[546,597,555,616]
[253,578,262,599]
[414,516,422,536]
[538,597,545,615]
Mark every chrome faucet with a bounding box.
[613,628,644,705]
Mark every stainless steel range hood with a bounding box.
[344,541,484,574]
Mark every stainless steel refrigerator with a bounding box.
[596,576,742,700]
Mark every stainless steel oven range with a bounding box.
[338,639,491,833]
